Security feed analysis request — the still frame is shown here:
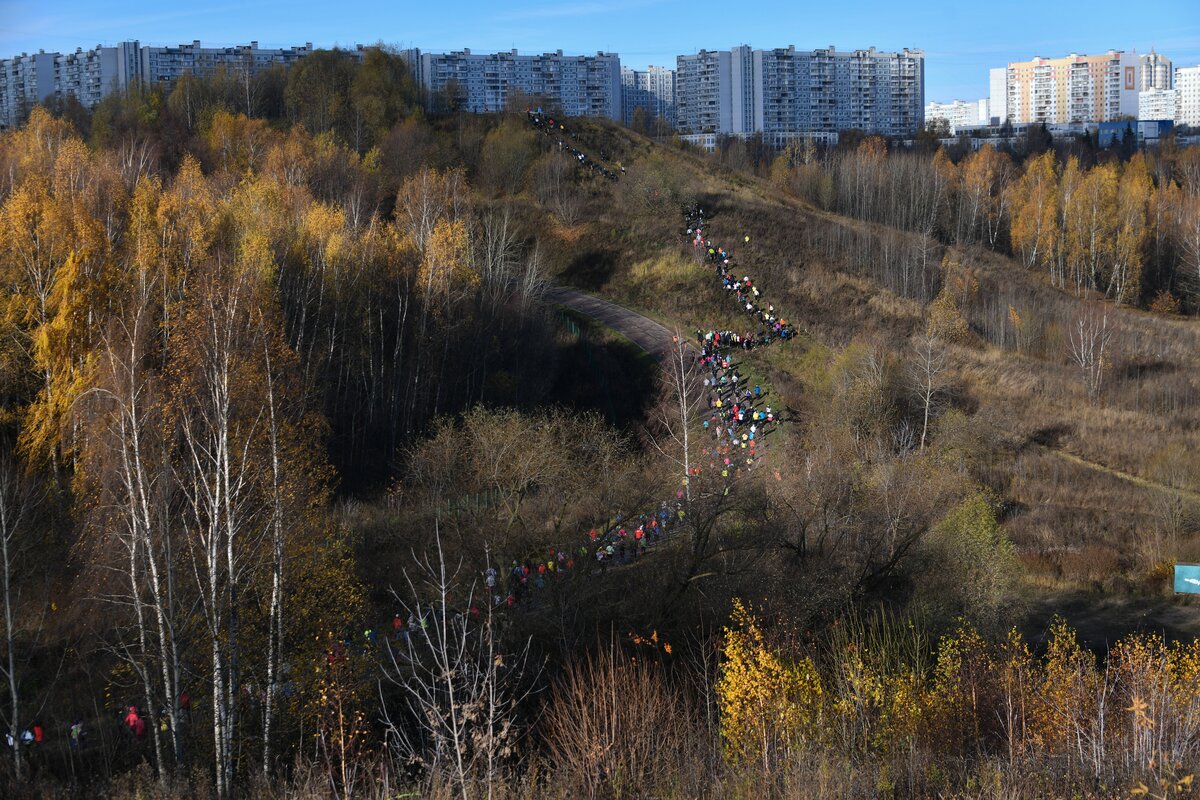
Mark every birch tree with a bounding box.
[0,454,35,781]
[910,331,946,451]
[1008,151,1059,273]
[1109,158,1151,305]
[170,265,265,798]
[650,332,704,503]
[1068,303,1114,404]
[80,289,187,770]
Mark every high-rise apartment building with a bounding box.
[1002,51,1140,125]
[0,51,57,127]
[675,49,735,135]
[1138,87,1178,121]
[675,45,924,139]
[1178,65,1200,128]
[620,65,676,128]
[1,40,321,128]
[925,99,989,132]
[419,49,621,120]
[1140,50,1173,90]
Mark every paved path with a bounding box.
[545,287,691,361]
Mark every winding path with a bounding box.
[544,287,689,361]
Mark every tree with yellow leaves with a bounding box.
[1053,156,1083,289]
[959,144,1013,247]
[1110,157,1152,305]
[927,255,973,345]
[716,599,822,771]
[420,218,477,312]
[1032,618,1114,772]
[1008,150,1060,274]
[206,110,277,175]
[1066,161,1120,294]
[0,174,87,465]
[0,107,74,195]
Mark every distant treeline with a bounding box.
[757,136,1200,311]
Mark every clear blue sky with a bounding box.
[2,0,1198,102]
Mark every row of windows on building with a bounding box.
[0,40,325,128]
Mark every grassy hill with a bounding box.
[524,116,1200,642]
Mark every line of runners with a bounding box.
[527,109,624,180]
[375,120,804,652]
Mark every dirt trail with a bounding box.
[1044,446,1200,505]
[545,286,695,360]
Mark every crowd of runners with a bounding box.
[527,109,623,180]
[381,121,800,628]
[439,204,795,615]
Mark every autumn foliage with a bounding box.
[3,59,1200,800]
[717,602,1200,792]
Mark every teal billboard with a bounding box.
[1175,563,1200,595]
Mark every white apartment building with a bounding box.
[925,98,989,132]
[420,49,621,120]
[1138,87,1178,121]
[675,49,736,134]
[676,44,924,138]
[1,40,321,128]
[1178,65,1200,128]
[620,65,676,128]
[0,51,57,127]
[1140,50,1173,90]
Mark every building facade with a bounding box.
[675,44,924,138]
[419,49,621,120]
[132,40,316,87]
[1140,50,1173,90]
[1138,87,1178,121]
[0,51,56,127]
[1002,50,1141,125]
[620,64,676,128]
[1178,66,1200,128]
[675,49,735,134]
[925,98,989,132]
[1097,119,1174,147]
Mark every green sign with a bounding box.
[1175,563,1200,595]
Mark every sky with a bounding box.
[2,0,1199,102]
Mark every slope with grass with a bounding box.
[536,118,1200,636]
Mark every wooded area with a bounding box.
[1,51,1200,799]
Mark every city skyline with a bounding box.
[2,0,1199,103]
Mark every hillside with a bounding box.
[529,117,1200,637]
[3,85,1200,798]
